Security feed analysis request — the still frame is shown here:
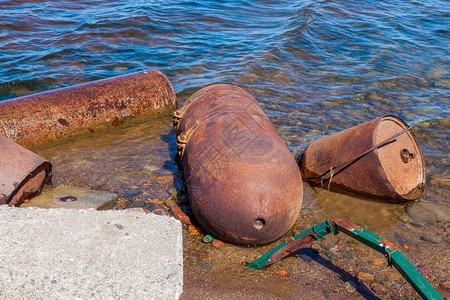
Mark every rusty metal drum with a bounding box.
[298,115,426,201]
[174,84,303,246]
[0,135,52,206]
[0,69,175,147]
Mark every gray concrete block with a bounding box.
[0,206,183,299]
[20,185,118,210]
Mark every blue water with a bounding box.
[0,0,448,199]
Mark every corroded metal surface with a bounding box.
[0,70,175,147]
[298,115,425,201]
[174,84,303,246]
[0,135,52,206]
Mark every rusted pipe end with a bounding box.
[7,163,52,207]
[0,135,52,206]
[375,115,426,199]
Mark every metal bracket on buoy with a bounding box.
[172,110,183,131]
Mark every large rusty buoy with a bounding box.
[173,84,303,246]
[0,69,175,147]
[298,115,425,201]
[0,135,52,206]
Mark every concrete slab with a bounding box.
[0,206,183,299]
[20,185,118,210]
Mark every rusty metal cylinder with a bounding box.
[0,135,52,206]
[0,69,175,147]
[174,84,303,246]
[298,115,426,201]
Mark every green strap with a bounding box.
[246,220,333,269]
[389,249,443,300]
[246,219,443,300]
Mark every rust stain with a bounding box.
[276,270,288,275]
[188,225,201,235]
[298,115,426,201]
[174,84,303,246]
[380,238,397,251]
[0,69,175,148]
[0,135,52,206]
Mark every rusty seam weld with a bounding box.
[175,109,270,160]
[176,92,209,117]
[304,126,413,182]
[177,87,251,118]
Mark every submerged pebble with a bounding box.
[124,188,143,198]
[443,233,450,245]
[211,239,224,248]
[143,165,159,172]
[342,251,355,260]
[406,202,450,223]
[200,261,212,272]
[344,281,357,293]
[398,215,410,223]
[420,234,442,244]
[357,272,374,282]
[324,247,339,261]
[435,80,450,88]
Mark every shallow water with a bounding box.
[1,1,449,298]
[2,0,447,204]
[32,109,182,208]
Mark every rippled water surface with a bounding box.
[1,1,449,298]
[2,0,448,200]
